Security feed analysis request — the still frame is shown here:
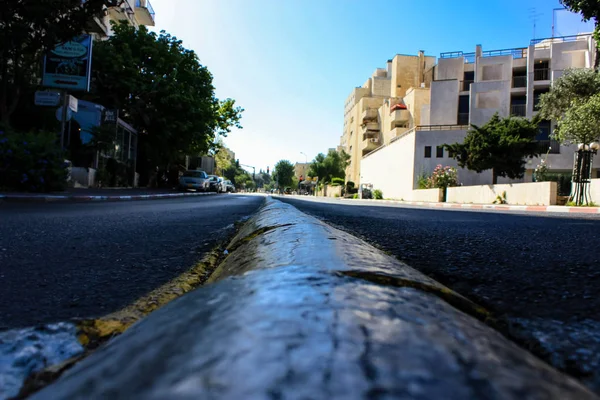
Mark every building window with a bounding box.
[424,146,432,158]
[534,60,550,81]
[436,146,444,158]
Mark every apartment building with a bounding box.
[359,33,599,200]
[87,0,156,39]
[340,52,436,184]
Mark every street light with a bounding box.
[300,152,308,163]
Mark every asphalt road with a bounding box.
[278,196,600,392]
[0,194,264,331]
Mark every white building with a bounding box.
[360,33,599,201]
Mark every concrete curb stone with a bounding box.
[0,192,217,203]
[28,197,597,399]
[281,195,600,214]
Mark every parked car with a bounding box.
[179,170,210,191]
[222,179,236,193]
[207,175,223,192]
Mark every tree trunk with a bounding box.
[492,169,498,185]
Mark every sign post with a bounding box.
[42,35,93,148]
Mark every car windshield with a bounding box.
[183,171,205,178]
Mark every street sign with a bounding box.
[34,91,61,106]
[42,35,93,92]
[68,95,78,113]
[103,109,118,123]
[55,107,73,122]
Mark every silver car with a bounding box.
[179,170,210,191]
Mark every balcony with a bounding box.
[361,121,379,135]
[534,68,550,81]
[135,0,155,26]
[512,76,527,88]
[361,137,380,155]
[510,104,526,117]
[361,108,378,123]
[390,109,409,122]
[460,80,474,92]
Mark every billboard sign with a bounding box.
[42,35,93,92]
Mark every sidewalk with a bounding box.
[280,195,600,214]
[0,188,217,203]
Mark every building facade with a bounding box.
[340,52,436,184]
[86,0,155,39]
[294,162,311,181]
[355,33,599,200]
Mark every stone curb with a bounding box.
[28,198,596,399]
[282,195,600,214]
[0,192,217,203]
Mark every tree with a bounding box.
[88,23,243,182]
[538,68,600,144]
[560,0,600,69]
[213,140,233,176]
[273,160,295,188]
[445,114,540,184]
[0,0,119,125]
[307,149,350,184]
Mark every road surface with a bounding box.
[278,196,600,393]
[0,195,264,330]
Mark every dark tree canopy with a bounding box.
[307,149,350,184]
[273,160,295,188]
[445,114,540,184]
[0,0,119,125]
[89,23,243,175]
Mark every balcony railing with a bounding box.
[482,47,527,59]
[135,0,155,25]
[531,34,589,49]
[460,80,474,91]
[439,51,475,64]
[536,140,560,154]
[361,108,378,122]
[510,104,526,117]
[534,68,550,81]
[457,113,469,125]
[512,76,527,88]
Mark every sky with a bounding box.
[149,0,594,174]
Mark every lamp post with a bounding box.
[571,142,599,205]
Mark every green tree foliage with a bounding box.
[559,94,600,145]
[273,160,295,188]
[560,0,600,69]
[307,149,350,184]
[0,0,118,125]
[89,23,243,180]
[538,69,600,144]
[445,114,540,184]
[0,129,67,192]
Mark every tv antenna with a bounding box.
[529,8,544,39]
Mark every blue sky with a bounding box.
[150,0,594,174]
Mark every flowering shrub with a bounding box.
[426,165,458,189]
[0,129,67,192]
[534,147,551,182]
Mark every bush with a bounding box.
[346,181,355,189]
[0,129,67,192]
[352,193,359,199]
[426,165,458,189]
[331,177,345,186]
[373,189,383,199]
